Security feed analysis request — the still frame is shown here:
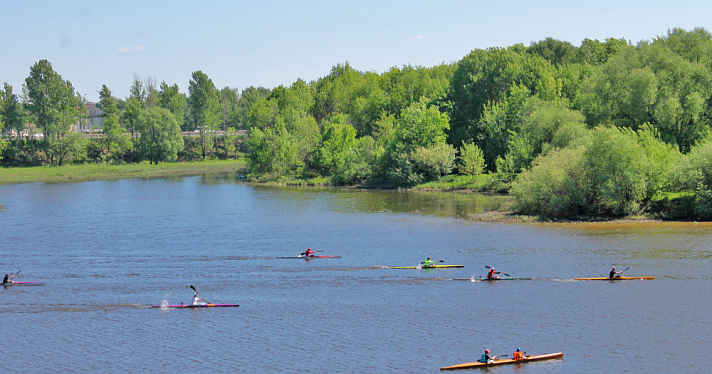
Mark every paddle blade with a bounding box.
[503,273,511,276]
[438,259,445,262]
[485,265,492,269]
[189,285,196,291]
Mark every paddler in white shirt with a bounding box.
[192,291,207,306]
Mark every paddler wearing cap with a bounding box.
[512,347,524,360]
[480,349,496,363]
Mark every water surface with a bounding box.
[1,176,710,373]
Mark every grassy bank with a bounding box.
[412,173,513,193]
[0,159,247,185]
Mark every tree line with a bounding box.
[2,27,712,219]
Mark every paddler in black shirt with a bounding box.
[609,267,624,278]
[3,273,17,284]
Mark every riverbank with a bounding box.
[0,159,247,185]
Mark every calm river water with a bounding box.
[1,174,711,373]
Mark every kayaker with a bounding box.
[2,273,16,284]
[423,257,435,267]
[192,291,207,306]
[302,248,315,257]
[512,348,524,360]
[486,268,499,280]
[609,267,624,278]
[480,349,496,363]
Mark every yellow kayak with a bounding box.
[440,352,564,371]
[393,265,464,269]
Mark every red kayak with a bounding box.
[2,281,45,286]
[276,255,341,259]
[152,304,239,308]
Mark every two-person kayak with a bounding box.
[440,352,564,370]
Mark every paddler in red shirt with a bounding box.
[486,268,499,279]
[302,248,315,257]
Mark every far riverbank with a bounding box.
[0,159,247,185]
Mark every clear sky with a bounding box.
[2,0,711,102]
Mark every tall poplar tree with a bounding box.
[188,70,220,159]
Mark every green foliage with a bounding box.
[159,81,186,129]
[135,107,184,164]
[458,141,485,176]
[391,143,456,187]
[315,115,357,175]
[693,185,712,219]
[121,97,142,138]
[510,146,588,216]
[673,139,712,190]
[332,136,384,185]
[392,98,449,153]
[511,126,677,217]
[502,98,588,173]
[188,71,221,159]
[1,83,25,136]
[575,42,712,151]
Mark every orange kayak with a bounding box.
[574,276,654,280]
[440,352,564,371]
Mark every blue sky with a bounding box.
[2,0,711,102]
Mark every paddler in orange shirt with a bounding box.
[512,348,524,360]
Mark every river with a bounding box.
[1,174,711,373]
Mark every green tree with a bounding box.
[1,83,25,137]
[458,141,486,176]
[237,86,271,129]
[220,87,240,130]
[121,97,142,141]
[135,107,183,164]
[188,71,221,159]
[24,59,85,165]
[315,115,357,175]
[158,81,186,129]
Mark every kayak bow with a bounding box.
[440,352,564,371]
[575,276,654,280]
[393,265,465,269]
[152,304,240,308]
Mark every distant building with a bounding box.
[75,102,105,132]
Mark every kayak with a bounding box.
[440,352,564,371]
[393,265,464,269]
[468,277,533,281]
[2,281,45,286]
[152,304,240,308]
[575,276,654,280]
[276,255,341,259]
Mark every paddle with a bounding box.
[620,266,631,275]
[421,259,445,264]
[189,285,210,304]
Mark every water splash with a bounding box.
[160,292,172,310]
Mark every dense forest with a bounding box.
[2,27,712,219]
